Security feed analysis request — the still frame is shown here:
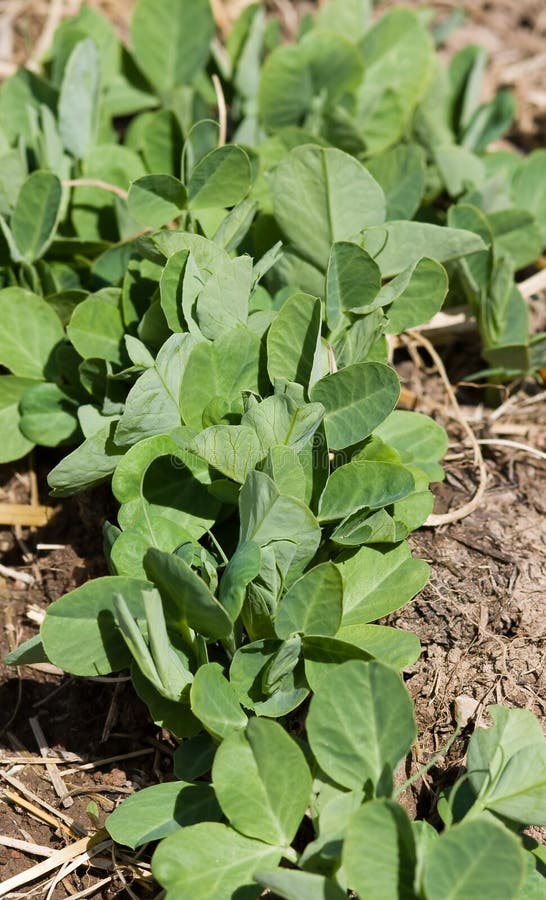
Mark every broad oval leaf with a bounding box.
[467,705,546,825]
[106,780,221,849]
[362,221,487,278]
[212,717,312,846]
[131,0,214,95]
[336,624,421,670]
[273,145,386,271]
[422,817,525,900]
[336,543,430,626]
[188,146,252,210]
[67,295,124,365]
[275,562,343,639]
[310,363,399,450]
[41,577,152,675]
[0,288,65,379]
[306,659,416,791]
[0,375,35,463]
[152,822,282,900]
[267,292,322,388]
[19,382,79,447]
[11,171,62,261]
[319,460,415,522]
[343,799,416,900]
[179,327,262,429]
[189,425,262,483]
[190,663,248,740]
[128,175,186,229]
[326,241,381,330]
[58,38,99,159]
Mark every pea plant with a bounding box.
[3,0,546,896]
[0,0,544,462]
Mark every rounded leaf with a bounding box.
[275,562,343,640]
[212,717,312,846]
[306,659,416,791]
[422,818,525,900]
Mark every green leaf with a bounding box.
[131,0,214,95]
[190,663,248,740]
[273,146,385,271]
[132,664,201,738]
[128,175,186,229]
[422,818,525,900]
[71,144,145,241]
[310,363,399,450]
[19,382,79,447]
[275,562,343,639]
[267,293,322,387]
[0,377,35,462]
[336,543,429,625]
[115,334,199,446]
[173,733,216,781]
[152,822,282,900]
[212,718,311,846]
[467,705,546,825]
[144,549,232,640]
[367,144,426,221]
[383,258,449,334]
[336,624,421,669]
[189,425,261,483]
[195,255,252,339]
[433,145,485,197]
[219,541,262,622]
[188,146,252,210]
[115,445,219,548]
[140,109,184,176]
[488,209,544,271]
[48,420,125,497]
[241,395,324,456]
[303,635,373,692]
[512,149,546,242]
[307,660,416,790]
[67,295,124,365]
[4,633,48,667]
[239,470,321,583]
[230,639,309,717]
[180,328,262,429]
[11,171,62,261]
[41,577,151,675]
[258,47,313,132]
[343,799,416,900]
[315,0,371,40]
[255,869,346,900]
[107,781,221,849]
[319,460,415,522]
[374,411,447,480]
[58,38,100,160]
[363,222,487,277]
[326,242,381,330]
[0,288,64,379]
[360,9,434,111]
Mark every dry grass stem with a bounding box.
[0,563,35,585]
[407,330,488,527]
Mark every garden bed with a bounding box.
[0,0,545,897]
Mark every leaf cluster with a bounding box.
[0,0,544,459]
[2,1,545,896]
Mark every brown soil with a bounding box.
[0,0,545,897]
